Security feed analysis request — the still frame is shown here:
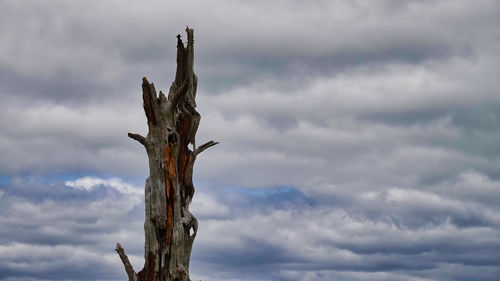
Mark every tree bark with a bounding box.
[116,27,217,281]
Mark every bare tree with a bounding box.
[116,27,217,281]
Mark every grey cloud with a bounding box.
[1,0,499,184]
[1,176,500,280]
[0,243,123,280]
[0,98,149,177]
[1,0,494,105]
[1,0,500,280]
[190,184,500,280]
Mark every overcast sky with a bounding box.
[1,1,500,280]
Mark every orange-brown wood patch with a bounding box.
[164,144,176,244]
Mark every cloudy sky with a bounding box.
[1,0,500,280]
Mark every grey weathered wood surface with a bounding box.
[116,27,217,281]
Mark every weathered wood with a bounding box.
[195,141,219,157]
[117,27,217,281]
[115,243,138,281]
[128,133,146,146]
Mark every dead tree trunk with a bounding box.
[116,27,217,281]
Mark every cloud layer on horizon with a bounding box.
[1,176,499,280]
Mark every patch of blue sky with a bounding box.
[0,175,10,185]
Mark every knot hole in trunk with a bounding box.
[167,128,178,146]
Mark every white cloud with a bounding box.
[65,176,142,196]
[191,192,230,218]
